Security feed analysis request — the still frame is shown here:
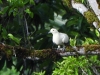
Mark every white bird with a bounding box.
[49,28,70,51]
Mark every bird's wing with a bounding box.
[60,33,69,43]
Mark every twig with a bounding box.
[91,66,100,75]
[80,67,88,75]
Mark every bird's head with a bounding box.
[49,28,58,34]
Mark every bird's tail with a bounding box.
[64,41,71,46]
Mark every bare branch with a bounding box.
[80,68,88,75]
[91,66,100,75]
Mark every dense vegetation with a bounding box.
[0,0,100,75]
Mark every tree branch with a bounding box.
[71,0,100,32]
[0,44,100,60]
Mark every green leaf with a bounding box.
[0,0,2,4]
[85,38,94,44]
[1,28,8,39]
[95,29,99,37]
[70,31,79,36]
[1,6,9,14]
[8,33,21,44]
[24,8,34,18]
[30,0,35,5]
[66,19,78,27]
[82,0,84,3]
[8,7,14,16]
[13,8,18,16]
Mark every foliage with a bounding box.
[8,33,21,45]
[0,61,19,75]
[52,56,100,75]
[0,0,99,48]
[0,0,100,75]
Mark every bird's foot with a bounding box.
[57,48,60,50]
[57,48,65,52]
[61,48,66,52]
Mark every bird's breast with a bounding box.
[52,34,62,45]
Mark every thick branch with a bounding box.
[71,0,100,31]
[0,44,100,60]
[87,0,100,20]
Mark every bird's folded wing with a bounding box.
[60,33,69,43]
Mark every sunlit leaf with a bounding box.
[82,0,84,3]
[25,8,34,18]
[8,33,21,44]
[95,29,99,37]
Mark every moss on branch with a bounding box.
[0,44,61,60]
[0,44,100,59]
[62,0,72,8]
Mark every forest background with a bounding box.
[0,0,100,75]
